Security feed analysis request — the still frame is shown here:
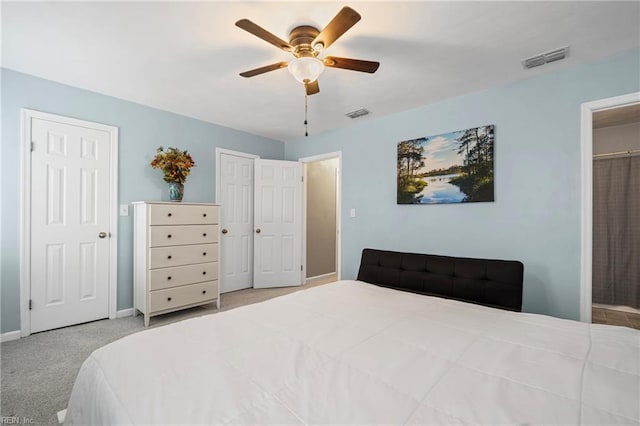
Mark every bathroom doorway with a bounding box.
[590,103,640,329]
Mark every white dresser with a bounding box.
[133,201,220,326]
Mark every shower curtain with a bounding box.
[592,155,640,309]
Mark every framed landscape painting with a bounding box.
[397,125,495,204]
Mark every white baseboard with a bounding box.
[1,330,21,342]
[116,308,134,318]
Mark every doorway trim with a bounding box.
[20,109,119,337]
[579,92,640,323]
[299,151,342,282]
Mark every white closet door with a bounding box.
[219,153,254,293]
[30,117,112,333]
[253,159,303,288]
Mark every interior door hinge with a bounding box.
[301,265,303,271]
[31,142,35,152]
[29,299,32,310]
[301,176,304,182]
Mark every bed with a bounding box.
[65,249,640,425]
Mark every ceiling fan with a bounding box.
[236,6,380,96]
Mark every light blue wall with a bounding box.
[3,50,638,332]
[1,69,284,333]
[286,49,640,321]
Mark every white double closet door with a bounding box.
[219,153,302,292]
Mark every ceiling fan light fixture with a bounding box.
[288,57,325,84]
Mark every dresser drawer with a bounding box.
[149,262,218,291]
[149,243,218,269]
[149,280,218,313]
[149,204,218,225]
[149,225,218,247]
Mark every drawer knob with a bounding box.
[202,290,207,294]
[167,234,172,239]
[167,255,172,260]
[202,233,207,237]
[167,297,172,301]
[203,213,207,217]
[202,271,206,275]
[221,229,228,234]
[168,213,172,217]
[167,276,172,280]
[203,252,207,256]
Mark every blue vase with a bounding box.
[168,182,184,201]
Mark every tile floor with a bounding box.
[592,307,640,330]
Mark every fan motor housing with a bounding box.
[289,25,320,57]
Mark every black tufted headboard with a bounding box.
[356,248,524,312]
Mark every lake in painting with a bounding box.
[397,125,495,204]
[419,173,466,204]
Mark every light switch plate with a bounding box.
[119,204,130,216]
[350,208,356,218]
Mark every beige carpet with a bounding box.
[0,275,336,425]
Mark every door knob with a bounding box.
[255,228,261,234]
[98,232,108,239]
[221,229,228,234]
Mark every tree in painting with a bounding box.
[450,125,494,202]
[397,125,494,204]
[397,138,428,203]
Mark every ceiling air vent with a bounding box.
[522,46,569,70]
[345,108,370,119]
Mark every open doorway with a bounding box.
[591,104,640,329]
[580,92,640,328]
[300,152,341,285]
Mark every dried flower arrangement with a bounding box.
[150,146,196,184]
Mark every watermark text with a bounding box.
[0,417,34,424]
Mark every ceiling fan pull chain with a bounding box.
[304,92,309,137]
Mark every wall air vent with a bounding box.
[345,108,370,119]
[522,46,569,70]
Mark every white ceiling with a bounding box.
[2,1,639,142]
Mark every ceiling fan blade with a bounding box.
[235,19,293,52]
[312,7,361,50]
[239,62,289,78]
[323,56,380,73]
[305,80,320,96]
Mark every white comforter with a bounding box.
[65,280,640,425]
